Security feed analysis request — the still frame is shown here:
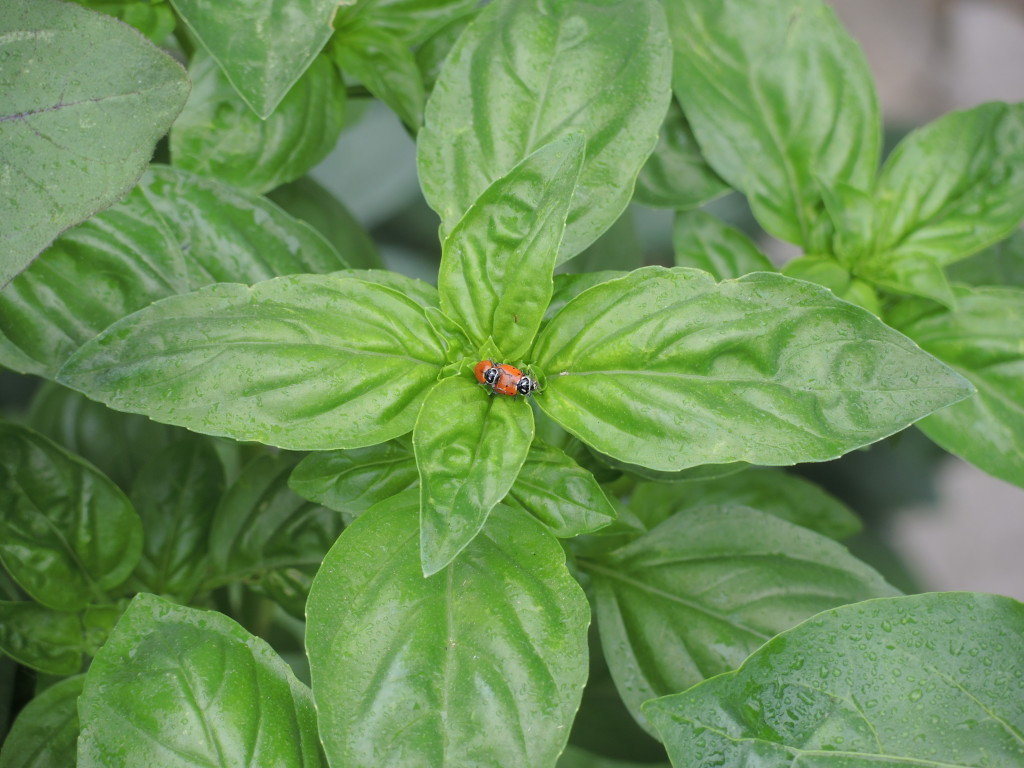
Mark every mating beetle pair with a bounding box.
[473,360,539,398]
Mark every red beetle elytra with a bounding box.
[473,360,539,398]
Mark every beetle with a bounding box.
[473,360,539,398]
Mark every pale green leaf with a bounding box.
[672,210,773,280]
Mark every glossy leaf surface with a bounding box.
[66,0,177,43]
[533,267,972,471]
[672,210,773,280]
[333,0,479,47]
[630,468,861,539]
[0,422,141,611]
[645,592,1024,768]
[665,0,879,251]
[418,0,671,262]
[588,505,898,733]
[891,286,1024,488]
[506,440,617,537]
[0,675,83,768]
[439,135,585,359]
[170,52,346,194]
[0,602,86,675]
[78,593,323,767]
[209,454,344,617]
[170,0,337,118]
[289,439,418,522]
[0,0,188,287]
[414,376,534,575]
[0,165,346,378]
[306,491,589,768]
[58,275,447,450]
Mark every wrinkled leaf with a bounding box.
[209,454,344,617]
[634,99,729,210]
[533,267,972,470]
[0,422,141,611]
[78,593,323,767]
[0,164,347,378]
[439,134,585,359]
[306,491,589,768]
[506,440,616,537]
[890,285,1024,488]
[665,0,880,251]
[289,439,418,522]
[672,210,773,280]
[0,602,83,675]
[414,375,534,575]
[334,0,479,48]
[418,0,671,262]
[130,437,224,600]
[58,275,447,450]
[170,52,345,194]
[0,674,83,768]
[645,592,1024,768]
[170,0,337,118]
[0,0,189,287]
[630,468,861,539]
[588,505,898,733]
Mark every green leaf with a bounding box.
[414,376,534,575]
[170,51,346,194]
[439,134,585,359]
[634,99,729,210]
[665,0,880,251]
[587,505,898,734]
[415,12,477,93]
[0,602,120,676]
[66,0,177,43]
[0,0,189,287]
[209,454,344,618]
[782,254,882,315]
[506,440,616,537]
[558,746,669,768]
[334,0,479,48]
[0,674,83,768]
[644,592,1024,767]
[169,0,337,118]
[630,467,861,539]
[0,422,141,611]
[330,25,425,130]
[330,268,441,309]
[873,102,1024,267]
[25,383,180,490]
[672,210,773,280]
[533,267,972,471]
[288,439,418,522]
[947,229,1024,288]
[546,271,630,322]
[570,211,643,274]
[0,164,347,379]
[268,176,384,270]
[857,250,957,307]
[78,593,323,767]
[890,286,1024,488]
[58,275,447,450]
[130,437,225,601]
[306,491,589,768]
[417,0,672,262]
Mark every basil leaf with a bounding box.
[0,602,84,675]
[306,491,589,768]
[0,0,188,287]
[0,422,141,611]
[439,134,585,359]
[0,675,83,768]
[288,439,418,522]
[947,229,1024,288]
[170,51,346,194]
[414,376,534,575]
[78,593,323,767]
[334,0,479,48]
[587,505,897,733]
[418,0,671,262]
[170,0,337,118]
[890,285,1024,488]
[66,0,176,43]
[0,165,346,378]
[672,210,773,280]
[634,99,729,210]
[209,454,344,617]
[533,267,972,470]
[630,467,861,539]
[58,275,447,450]
[665,0,880,251]
[645,592,1024,767]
